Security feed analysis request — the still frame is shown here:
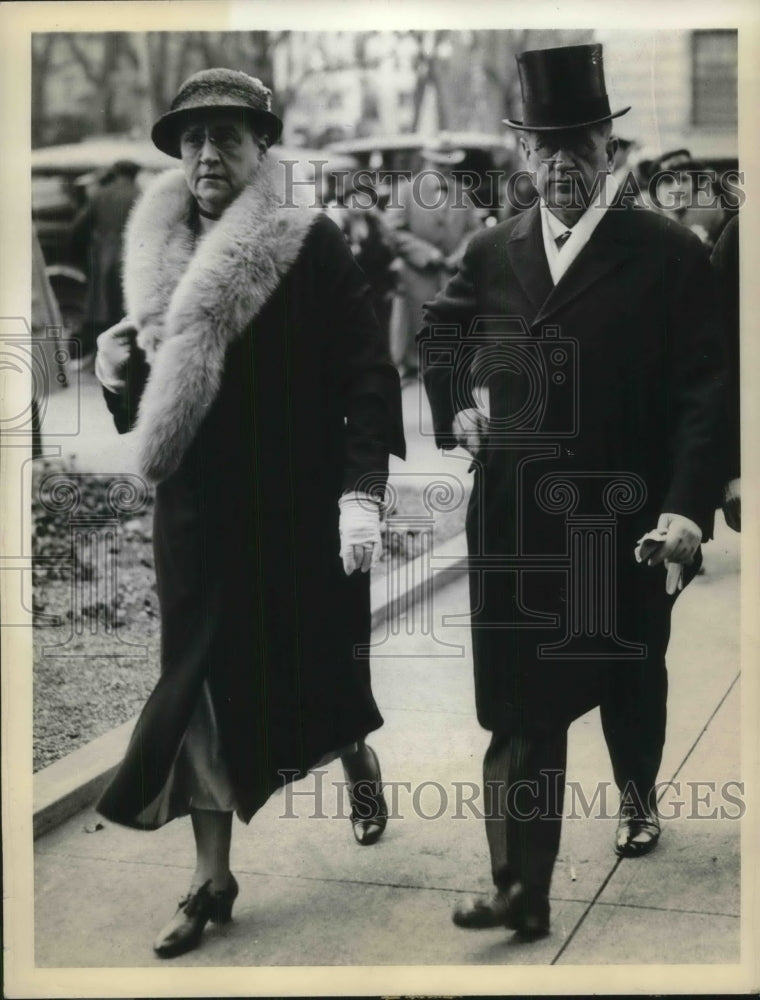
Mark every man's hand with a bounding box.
[644,513,702,595]
[95,318,138,390]
[451,407,489,456]
[648,513,702,566]
[339,493,382,575]
[722,478,741,533]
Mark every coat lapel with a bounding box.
[532,203,637,326]
[504,206,554,313]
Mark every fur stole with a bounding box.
[122,155,318,483]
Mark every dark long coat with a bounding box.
[71,173,138,331]
[419,201,726,731]
[96,169,404,830]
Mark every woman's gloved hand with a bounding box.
[339,492,383,575]
[95,318,138,391]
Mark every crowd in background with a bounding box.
[320,138,737,382]
[41,130,739,431]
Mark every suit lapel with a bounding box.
[504,206,554,313]
[532,204,636,326]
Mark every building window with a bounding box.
[691,30,738,128]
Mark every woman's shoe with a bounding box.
[153,874,239,958]
[348,745,388,846]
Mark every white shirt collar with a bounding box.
[540,173,619,286]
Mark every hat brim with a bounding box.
[502,106,631,132]
[152,105,284,158]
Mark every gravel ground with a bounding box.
[32,460,160,770]
[32,459,466,772]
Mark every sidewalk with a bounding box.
[33,519,741,969]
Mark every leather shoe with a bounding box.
[615,803,661,858]
[348,745,388,846]
[453,883,550,940]
[153,874,239,958]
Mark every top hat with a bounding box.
[503,44,630,132]
[151,68,283,158]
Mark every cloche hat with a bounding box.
[151,68,283,157]
[503,44,630,132]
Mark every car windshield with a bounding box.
[32,174,74,214]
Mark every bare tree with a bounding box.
[62,32,136,133]
[31,34,58,146]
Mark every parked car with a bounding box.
[32,138,175,336]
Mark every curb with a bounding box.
[33,531,469,839]
[33,718,134,839]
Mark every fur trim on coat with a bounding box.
[122,155,318,482]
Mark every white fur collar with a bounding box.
[123,156,318,482]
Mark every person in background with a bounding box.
[94,69,405,959]
[70,159,140,362]
[331,177,396,345]
[642,149,726,249]
[711,214,741,532]
[385,142,482,382]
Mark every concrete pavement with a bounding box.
[33,519,741,971]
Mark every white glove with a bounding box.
[338,492,382,575]
[634,513,702,595]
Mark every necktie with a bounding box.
[555,230,571,250]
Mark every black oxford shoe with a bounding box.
[348,745,388,846]
[453,883,550,941]
[153,875,239,958]
[615,803,661,858]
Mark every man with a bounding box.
[70,158,140,361]
[386,141,481,380]
[642,148,726,249]
[418,44,725,940]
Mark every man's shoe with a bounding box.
[615,803,661,858]
[348,744,388,846]
[453,883,550,940]
[453,890,514,929]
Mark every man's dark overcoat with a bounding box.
[71,173,139,331]
[419,200,725,731]
[96,163,405,829]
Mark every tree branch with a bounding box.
[64,34,103,87]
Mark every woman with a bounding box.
[94,69,405,958]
